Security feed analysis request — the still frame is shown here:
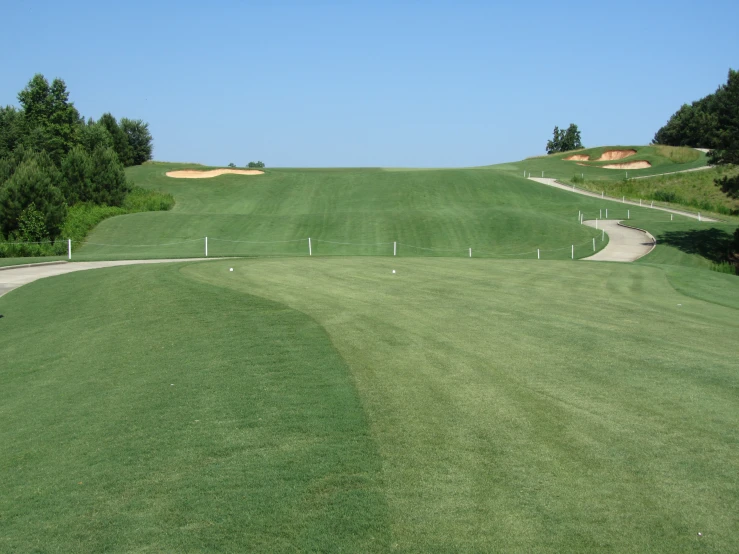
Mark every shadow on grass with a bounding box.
[657,228,735,263]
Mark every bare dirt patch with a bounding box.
[602,161,652,170]
[596,150,637,161]
[564,154,590,161]
[166,169,265,179]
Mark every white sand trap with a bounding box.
[602,161,652,169]
[564,154,590,161]
[596,150,636,161]
[166,169,265,178]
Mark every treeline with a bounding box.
[0,74,154,245]
[653,69,738,153]
[655,68,739,264]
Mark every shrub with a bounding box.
[0,158,66,239]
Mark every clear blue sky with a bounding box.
[2,1,737,167]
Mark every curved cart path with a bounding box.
[527,177,719,222]
[582,220,655,262]
[0,258,218,298]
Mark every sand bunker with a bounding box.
[602,161,652,170]
[166,169,265,179]
[564,154,590,161]
[596,150,637,161]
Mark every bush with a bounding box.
[0,158,66,239]
[0,187,174,259]
[247,161,265,168]
[122,187,175,212]
[16,203,48,242]
[652,190,680,203]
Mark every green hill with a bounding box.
[73,162,628,261]
[488,145,709,181]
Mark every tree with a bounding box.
[0,158,66,239]
[247,161,265,168]
[79,119,113,154]
[706,69,739,253]
[120,118,153,165]
[546,124,583,154]
[17,74,82,164]
[98,113,132,166]
[60,146,94,204]
[89,146,130,206]
[0,106,24,158]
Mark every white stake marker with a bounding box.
[571,245,574,259]
[68,239,72,260]
[205,236,208,257]
[537,249,540,259]
[308,237,312,256]
[393,241,397,256]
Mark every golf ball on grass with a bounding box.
[229,268,233,272]
[392,270,396,274]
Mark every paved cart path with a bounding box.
[0,258,219,298]
[527,177,719,222]
[582,220,655,262]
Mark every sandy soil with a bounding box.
[166,169,265,179]
[596,150,637,161]
[602,161,652,169]
[564,154,590,161]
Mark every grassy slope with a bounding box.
[0,263,388,552]
[2,258,736,551]
[564,165,739,217]
[488,145,709,181]
[69,163,637,261]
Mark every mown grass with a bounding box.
[632,215,739,271]
[67,163,646,261]
[3,257,736,551]
[0,262,388,552]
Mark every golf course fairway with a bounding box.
[1,257,736,552]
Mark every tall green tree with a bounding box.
[60,146,94,204]
[706,69,739,253]
[546,123,583,154]
[17,74,82,164]
[120,118,153,165]
[98,113,132,166]
[0,106,24,158]
[79,119,113,154]
[89,146,130,206]
[0,158,66,239]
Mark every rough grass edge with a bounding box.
[0,187,175,258]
